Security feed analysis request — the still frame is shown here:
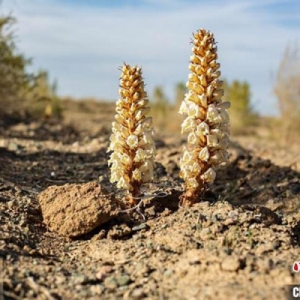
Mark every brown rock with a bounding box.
[254,206,281,226]
[255,242,274,256]
[221,256,243,272]
[38,181,119,237]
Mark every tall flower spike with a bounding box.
[108,63,156,206]
[179,29,230,206]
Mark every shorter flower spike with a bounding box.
[108,63,156,206]
[179,29,230,206]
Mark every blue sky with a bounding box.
[2,0,300,115]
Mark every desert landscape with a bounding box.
[1,3,300,299]
[1,101,300,300]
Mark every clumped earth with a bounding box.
[1,111,300,300]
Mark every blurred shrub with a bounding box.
[24,70,62,120]
[151,86,169,129]
[223,79,258,135]
[273,44,300,144]
[0,15,31,123]
[174,82,187,109]
[0,13,61,125]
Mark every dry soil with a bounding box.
[1,109,300,300]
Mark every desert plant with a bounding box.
[0,15,31,120]
[178,28,230,206]
[223,79,257,134]
[273,43,300,144]
[175,82,188,109]
[108,63,156,206]
[0,13,61,123]
[151,85,169,129]
[25,70,62,119]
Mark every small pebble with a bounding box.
[221,256,242,272]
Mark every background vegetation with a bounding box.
[1,10,299,145]
[273,44,300,144]
[0,13,61,126]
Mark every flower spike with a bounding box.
[179,29,230,206]
[108,63,156,206]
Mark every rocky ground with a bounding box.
[1,110,300,300]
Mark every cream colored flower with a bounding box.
[134,148,147,162]
[187,178,199,189]
[199,94,207,107]
[199,146,210,161]
[186,91,199,103]
[139,160,154,175]
[219,134,230,149]
[141,130,154,146]
[189,102,202,118]
[181,116,197,133]
[181,149,194,164]
[110,170,122,183]
[191,162,202,175]
[207,104,221,124]
[178,29,230,206]
[117,177,131,190]
[132,168,142,181]
[196,122,210,136]
[207,134,219,148]
[201,168,216,183]
[120,153,131,165]
[220,108,230,122]
[179,100,188,115]
[142,116,153,129]
[126,134,139,149]
[108,63,155,206]
[187,132,198,144]
[210,149,229,165]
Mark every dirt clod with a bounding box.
[38,181,118,237]
[221,255,243,271]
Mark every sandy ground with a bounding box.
[1,111,300,300]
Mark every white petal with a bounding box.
[182,150,193,164]
[189,103,201,118]
[207,104,220,123]
[199,94,207,107]
[187,132,198,144]
[132,169,142,181]
[191,162,201,175]
[199,75,207,87]
[142,117,152,128]
[207,135,219,148]
[220,109,230,122]
[187,178,199,189]
[134,148,146,162]
[134,124,143,135]
[196,122,210,136]
[120,153,131,165]
[179,100,188,115]
[110,169,122,183]
[181,116,197,133]
[117,177,131,190]
[126,135,139,149]
[199,147,210,161]
[186,91,199,103]
[201,168,216,183]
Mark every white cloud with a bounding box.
[2,0,300,115]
